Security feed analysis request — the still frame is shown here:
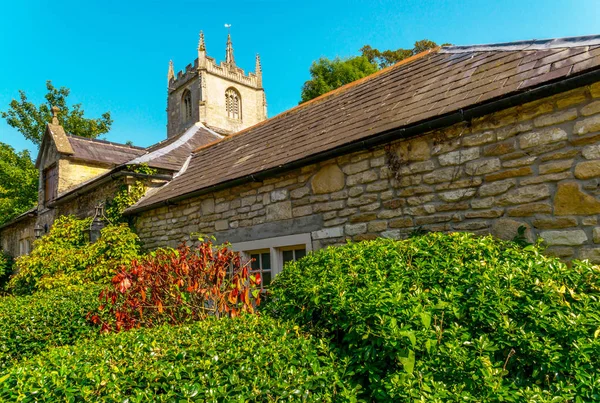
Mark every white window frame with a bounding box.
[230,233,312,281]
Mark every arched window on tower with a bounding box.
[182,89,192,121]
[225,88,242,121]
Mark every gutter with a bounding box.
[48,168,172,208]
[125,67,600,215]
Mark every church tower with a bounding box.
[166,30,267,137]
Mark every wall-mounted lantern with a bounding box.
[34,223,44,239]
[88,204,106,243]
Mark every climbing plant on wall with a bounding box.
[105,164,157,223]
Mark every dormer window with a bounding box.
[182,89,192,121]
[225,88,241,121]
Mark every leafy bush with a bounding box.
[8,215,140,295]
[92,241,261,332]
[0,285,101,369]
[0,315,358,402]
[0,250,12,292]
[268,233,600,402]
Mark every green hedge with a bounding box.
[0,315,358,402]
[0,285,101,369]
[267,233,600,402]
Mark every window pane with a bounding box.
[262,270,272,287]
[261,253,271,271]
[295,248,306,260]
[282,250,294,265]
[250,254,260,270]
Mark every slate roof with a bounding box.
[127,35,600,212]
[127,123,222,171]
[67,135,146,166]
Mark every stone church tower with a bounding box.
[166,31,267,137]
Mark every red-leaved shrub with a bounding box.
[90,241,261,332]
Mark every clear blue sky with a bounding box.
[1,0,599,156]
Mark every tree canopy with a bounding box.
[300,39,445,102]
[1,81,113,147]
[0,143,38,225]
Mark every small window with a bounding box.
[248,249,272,290]
[225,87,241,121]
[182,89,192,121]
[43,164,58,204]
[281,246,307,266]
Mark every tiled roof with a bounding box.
[129,35,600,212]
[127,123,222,171]
[68,135,146,166]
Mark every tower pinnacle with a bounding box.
[167,60,175,82]
[255,53,262,87]
[198,31,206,52]
[225,26,235,67]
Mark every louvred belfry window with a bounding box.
[182,89,192,121]
[43,164,58,204]
[225,88,241,121]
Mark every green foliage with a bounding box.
[301,40,443,102]
[0,142,37,225]
[0,250,13,292]
[300,56,378,103]
[0,315,358,402]
[105,164,157,223]
[268,233,600,401]
[8,215,140,295]
[93,241,261,332]
[0,285,101,369]
[1,80,112,146]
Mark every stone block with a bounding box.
[396,138,431,161]
[540,230,587,246]
[496,122,532,141]
[215,220,228,231]
[367,221,388,232]
[348,186,364,197]
[533,108,577,127]
[389,217,413,228]
[556,88,587,109]
[519,127,567,149]
[465,158,501,175]
[345,223,367,236]
[311,164,345,194]
[478,179,516,197]
[583,216,598,226]
[360,202,381,212]
[520,172,571,186]
[464,209,503,218]
[502,156,537,168]
[438,148,480,166]
[540,149,579,162]
[201,198,215,215]
[407,194,435,206]
[423,167,461,184]
[435,177,482,190]
[578,248,600,263]
[483,141,516,156]
[347,170,378,186]
[574,161,600,179]
[471,197,494,209]
[507,202,552,217]
[290,187,310,199]
[370,156,386,167]
[312,227,344,240]
[593,227,600,243]
[349,213,377,223]
[485,167,532,182]
[582,145,600,160]
[573,115,600,135]
[581,100,600,116]
[270,189,288,202]
[330,189,349,200]
[538,159,573,175]
[366,180,390,192]
[324,218,347,227]
[342,160,369,175]
[415,215,452,225]
[292,206,313,217]
[402,160,435,174]
[591,82,600,98]
[545,247,575,258]
[266,201,292,221]
[462,131,495,146]
[554,182,600,216]
[313,200,345,213]
[348,194,378,207]
[532,217,577,229]
[439,188,476,202]
[491,219,531,241]
[454,221,489,231]
[496,184,550,206]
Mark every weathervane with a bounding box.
[224,23,231,34]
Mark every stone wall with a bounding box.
[0,214,36,257]
[133,82,600,262]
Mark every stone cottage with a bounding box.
[3,34,600,285]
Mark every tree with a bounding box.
[1,81,113,147]
[0,143,38,225]
[300,56,378,103]
[301,39,446,102]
